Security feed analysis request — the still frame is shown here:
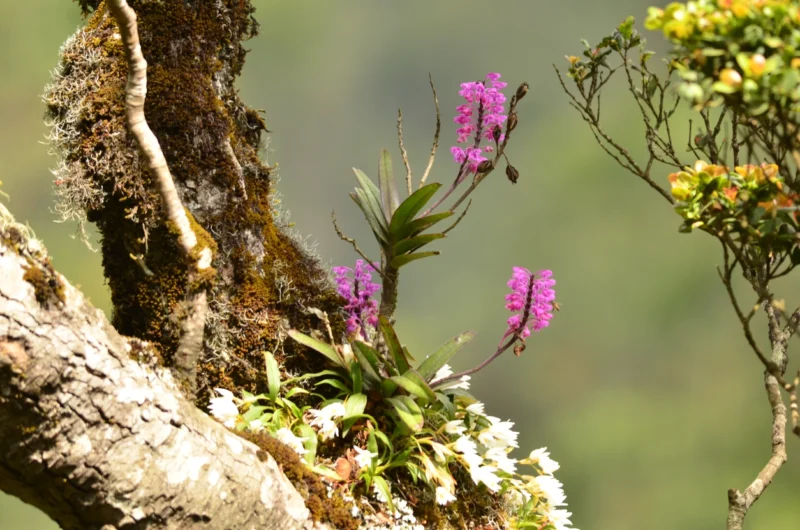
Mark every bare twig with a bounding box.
[442,200,472,235]
[331,211,385,279]
[397,109,412,195]
[554,65,674,204]
[791,370,800,438]
[419,73,440,189]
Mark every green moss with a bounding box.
[22,257,66,308]
[54,0,345,407]
[237,431,358,530]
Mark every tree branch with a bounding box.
[726,369,787,530]
[0,203,314,530]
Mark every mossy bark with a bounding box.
[48,0,344,405]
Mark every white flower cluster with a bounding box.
[209,387,578,529]
[432,364,471,389]
[307,402,346,441]
[208,388,239,428]
[439,400,578,530]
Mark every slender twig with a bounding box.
[331,211,385,279]
[791,370,800,438]
[442,200,472,235]
[419,73,441,189]
[397,109,412,195]
[107,0,211,396]
[554,65,674,204]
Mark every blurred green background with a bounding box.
[1,1,799,529]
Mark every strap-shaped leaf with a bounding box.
[372,476,395,511]
[390,251,439,269]
[284,369,342,386]
[353,168,388,229]
[386,395,424,432]
[287,330,345,368]
[352,341,384,381]
[395,211,453,241]
[417,331,475,381]
[378,149,400,220]
[389,374,429,402]
[390,370,436,404]
[296,424,318,466]
[390,182,442,236]
[264,351,281,401]
[379,315,411,374]
[349,360,363,394]
[393,233,445,256]
[316,378,349,393]
[381,377,398,397]
[344,392,367,419]
[241,405,267,422]
[352,189,390,245]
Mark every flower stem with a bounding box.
[431,335,517,387]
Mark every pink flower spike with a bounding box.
[451,72,509,176]
[502,267,556,343]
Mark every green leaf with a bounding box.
[378,149,400,220]
[367,429,379,455]
[296,424,318,466]
[241,405,267,423]
[618,15,634,40]
[317,378,350,393]
[393,233,445,256]
[386,395,425,432]
[349,360,363,394]
[390,251,440,269]
[390,370,436,404]
[353,169,389,234]
[281,397,303,420]
[395,211,453,241]
[381,377,399,397]
[403,368,436,401]
[389,182,442,235]
[352,341,384,380]
[264,351,281,401]
[287,330,345,368]
[379,315,411,374]
[352,188,390,245]
[344,393,367,419]
[389,374,430,402]
[435,391,456,418]
[371,428,392,453]
[418,331,475,381]
[284,387,310,399]
[284,369,343,386]
[313,465,346,482]
[372,476,395,511]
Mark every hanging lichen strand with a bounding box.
[46,0,344,403]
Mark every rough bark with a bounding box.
[45,0,344,405]
[0,203,316,530]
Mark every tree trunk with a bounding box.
[1,0,350,527]
[45,0,343,406]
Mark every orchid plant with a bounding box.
[209,73,574,529]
